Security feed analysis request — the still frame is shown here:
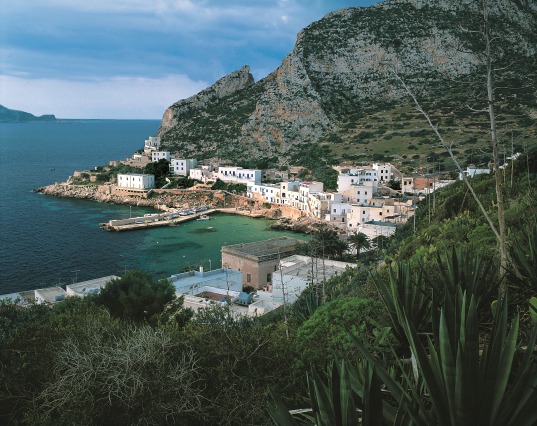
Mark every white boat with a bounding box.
[196,215,210,221]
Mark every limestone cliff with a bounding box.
[158,0,537,166]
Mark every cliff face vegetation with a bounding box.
[158,0,537,169]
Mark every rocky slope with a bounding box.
[158,0,537,168]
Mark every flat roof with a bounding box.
[35,286,67,303]
[277,255,353,281]
[171,268,241,290]
[66,275,118,294]
[221,237,300,262]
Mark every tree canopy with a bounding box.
[95,270,175,323]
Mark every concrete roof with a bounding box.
[171,268,242,294]
[66,275,118,296]
[221,237,299,262]
[35,287,67,304]
[278,255,353,281]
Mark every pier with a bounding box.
[100,207,216,232]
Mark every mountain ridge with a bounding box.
[157,0,537,169]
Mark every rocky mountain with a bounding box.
[0,105,56,123]
[158,0,537,171]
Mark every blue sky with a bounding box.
[1,0,379,119]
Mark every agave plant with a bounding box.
[373,261,431,349]
[351,292,537,426]
[432,246,500,308]
[508,223,537,297]
[268,359,408,426]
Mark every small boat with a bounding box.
[196,215,210,221]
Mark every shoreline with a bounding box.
[34,183,323,234]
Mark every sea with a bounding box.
[0,120,306,294]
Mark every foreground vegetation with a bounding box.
[1,151,536,425]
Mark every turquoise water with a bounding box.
[0,120,306,293]
[125,213,308,279]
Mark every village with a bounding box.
[100,135,490,240]
[3,134,495,315]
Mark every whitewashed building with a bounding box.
[117,173,155,189]
[347,198,415,229]
[151,151,171,162]
[144,136,161,154]
[279,181,301,207]
[337,169,378,203]
[170,158,197,176]
[325,199,351,229]
[298,182,324,213]
[459,167,490,180]
[372,163,402,182]
[189,167,212,182]
[218,167,261,184]
[247,182,281,203]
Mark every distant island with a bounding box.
[0,105,56,123]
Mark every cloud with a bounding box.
[0,74,208,119]
[1,1,380,117]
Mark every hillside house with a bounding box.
[170,158,197,176]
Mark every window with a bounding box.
[274,265,278,271]
[267,273,272,282]
[246,273,251,283]
[379,212,382,216]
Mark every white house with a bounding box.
[218,167,261,184]
[279,181,301,207]
[298,182,324,213]
[337,169,378,203]
[459,167,490,180]
[151,151,171,162]
[347,198,414,229]
[144,136,161,153]
[171,158,197,176]
[247,182,281,203]
[189,167,212,182]
[325,200,351,229]
[372,163,402,182]
[117,173,155,189]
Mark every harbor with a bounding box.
[100,206,215,231]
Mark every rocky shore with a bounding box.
[34,183,324,233]
[35,183,225,210]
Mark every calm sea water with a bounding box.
[0,120,306,294]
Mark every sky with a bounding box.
[0,0,379,119]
